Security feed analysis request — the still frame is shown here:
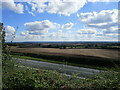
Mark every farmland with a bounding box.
[10,43,120,68]
[11,47,119,60]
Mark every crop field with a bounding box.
[11,47,119,60]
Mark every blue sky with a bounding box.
[1,0,119,42]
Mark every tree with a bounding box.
[0,23,6,51]
[0,22,3,90]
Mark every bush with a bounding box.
[2,66,120,89]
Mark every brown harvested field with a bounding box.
[11,47,120,60]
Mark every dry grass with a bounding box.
[11,47,119,60]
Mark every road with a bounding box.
[14,58,102,78]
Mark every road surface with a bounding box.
[14,58,102,78]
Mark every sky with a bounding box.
[1,0,119,42]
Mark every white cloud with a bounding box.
[2,0,24,13]
[1,0,118,15]
[88,0,119,2]
[26,0,87,16]
[78,9,118,31]
[46,0,87,16]
[76,28,98,40]
[4,25,16,42]
[48,29,73,40]
[77,29,96,34]
[58,30,62,33]
[20,31,29,36]
[106,33,119,36]
[62,22,74,30]
[103,27,118,35]
[96,32,104,37]
[23,0,118,16]
[24,20,60,35]
[2,0,119,3]
[5,25,16,34]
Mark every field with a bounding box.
[10,46,120,68]
[11,47,119,59]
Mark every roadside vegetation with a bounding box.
[3,53,120,89]
[3,65,120,89]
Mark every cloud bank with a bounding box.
[23,20,60,35]
[62,22,74,30]
[2,0,24,13]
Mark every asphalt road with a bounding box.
[14,58,102,78]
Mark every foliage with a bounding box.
[2,67,120,90]
[7,42,120,49]
[2,24,14,74]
